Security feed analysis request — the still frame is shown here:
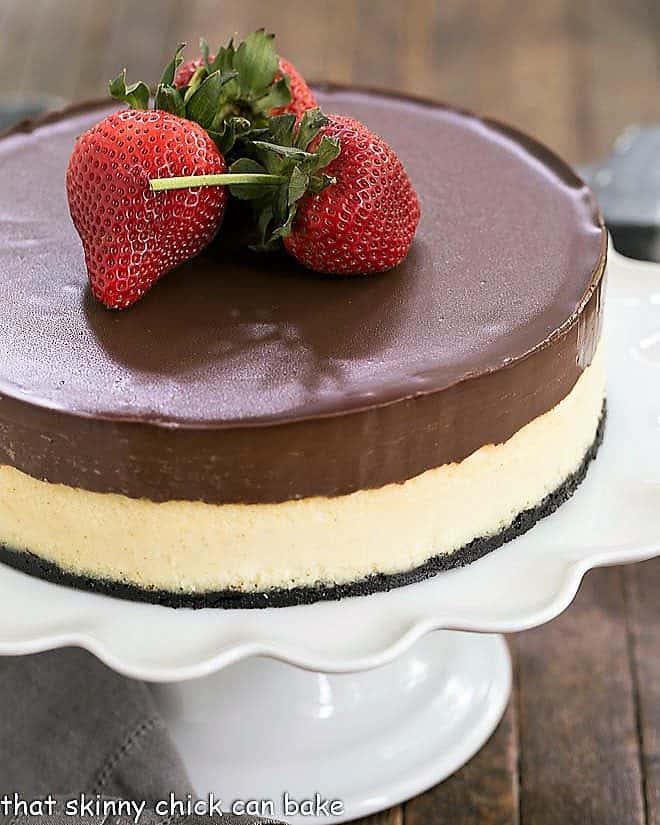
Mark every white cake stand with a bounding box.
[0,248,658,823]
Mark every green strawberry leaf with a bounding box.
[233,30,279,96]
[295,108,328,150]
[186,70,238,129]
[209,116,253,155]
[266,114,296,147]
[251,141,316,162]
[254,198,276,248]
[154,83,186,117]
[258,76,292,112]
[288,166,310,204]
[160,43,186,87]
[200,38,211,69]
[313,135,341,168]
[182,66,209,103]
[309,173,337,194]
[209,41,236,76]
[272,203,298,239]
[109,69,150,110]
[228,158,275,200]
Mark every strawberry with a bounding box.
[160,108,420,274]
[173,56,206,89]
[66,109,228,309]
[228,113,419,274]
[175,52,316,120]
[283,116,420,274]
[145,31,304,133]
[95,36,420,285]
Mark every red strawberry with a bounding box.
[173,56,206,89]
[174,55,316,119]
[283,115,420,274]
[66,109,227,309]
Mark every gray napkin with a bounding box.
[0,648,190,800]
[0,648,280,825]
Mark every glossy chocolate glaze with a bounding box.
[0,89,606,503]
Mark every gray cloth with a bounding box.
[0,648,190,800]
[0,649,279,824]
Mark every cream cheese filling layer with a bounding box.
[0,344,605,593]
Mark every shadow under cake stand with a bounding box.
[0,249,658,824]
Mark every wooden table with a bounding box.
[2,1,659,821]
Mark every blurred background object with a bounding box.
[0,93,66,131]
[1,0,659,166]
[582,126,660,260]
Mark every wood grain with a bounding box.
[354,808,402,825]
[1,0,659,162]
[515,567,646,825]
[625,559,660,825]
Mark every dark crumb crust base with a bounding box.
[0,405,606,610]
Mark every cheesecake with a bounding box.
[0,87,607,607]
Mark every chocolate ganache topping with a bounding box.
[0,88,606,504]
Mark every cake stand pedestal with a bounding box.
[149,632,511,823]
[0,249,658,823]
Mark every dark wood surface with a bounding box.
[3,0,660,164]
[1,0,659,821]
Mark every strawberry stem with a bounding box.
[149,173,285,192]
